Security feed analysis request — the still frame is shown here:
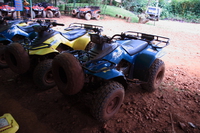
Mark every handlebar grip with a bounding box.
[56,23,65,26]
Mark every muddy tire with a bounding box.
[33,59,55,90]
[85,13,91,20]
[46,10,53,18]
[55,11,61,18]
[141,59,165,92]
[91,81,125,122]
[52,53,84,95]
[0,45,8,68]
[5,43,30,74]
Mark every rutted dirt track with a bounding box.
[0,15,200,133]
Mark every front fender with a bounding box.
[5,26,29,40]
[0,36,12,45]
[86,69,124,80]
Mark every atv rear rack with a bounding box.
[65,23,103,33]
[124,31,170,48]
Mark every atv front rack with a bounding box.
[123,31,170,48]
[82,58,116,73]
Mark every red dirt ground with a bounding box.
[0,15,200,133]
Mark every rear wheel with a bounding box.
[71,9,77,17]
[77,12,81,19]
[46,10,53,18]
[141,59,165,92]
[12,12,17,19]
[0,45,8,68]
[52,53,84,95]
[30,10,36,19]
[91,81,125,122]
[85,13,91,20]
[95,14,100,20]
[41,11,46,18]
[55,11,61,18]
[33,59,55,90]
[5,43,30,74]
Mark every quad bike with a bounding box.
[72,6,101,20]
[0,17,38,68]
[40,2,61,18]
[52,31,170,122]
[0,113,19,133]
[0,2,16,19]
[23,3,46,18]
[5,20,103,90]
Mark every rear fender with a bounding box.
[133,48,166,81]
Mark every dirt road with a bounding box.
[0,15,200,133]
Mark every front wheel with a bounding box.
[141,59,165,92]
[52,53,84,95]
[85,13,91,20]
[5,43,30,74]
[0,45,8,68]
[91,81,125,122]
[33,59,55,90]
[55,11,61,18]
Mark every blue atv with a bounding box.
[52,31,170,122]
[0,17,38,68]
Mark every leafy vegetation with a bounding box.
[58,3,139,23]
[58,0,199,23]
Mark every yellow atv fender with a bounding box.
[0,113,19,133]
[29,33,90,55]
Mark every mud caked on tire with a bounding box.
[52,53,84,95]
[91,81,125,122]
[33,59,55,90]
[0,45,8,68]
[5,43,30,74]
[141,59,165,92]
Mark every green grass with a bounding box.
[103,5,138,23]
[58,4,139,23]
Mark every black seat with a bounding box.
[121,40,148,55]
[60,29,87,41]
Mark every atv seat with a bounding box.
[60,29,87,41]
[121,40,148,55]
